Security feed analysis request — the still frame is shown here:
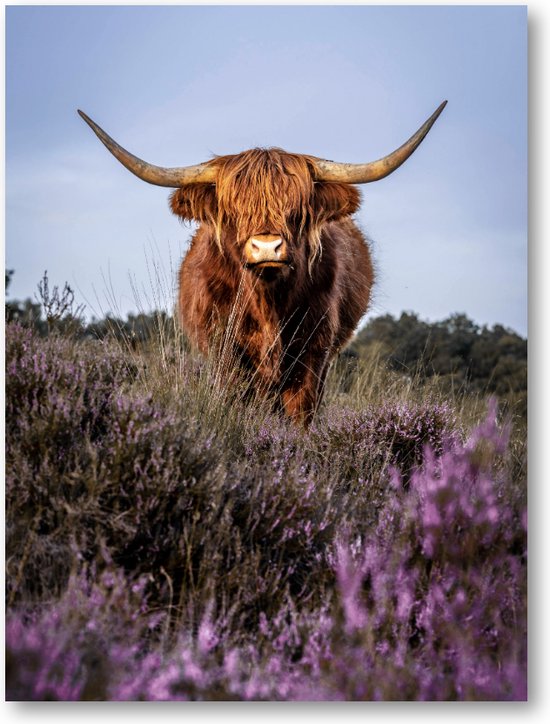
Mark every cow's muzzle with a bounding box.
[244,235,288,268]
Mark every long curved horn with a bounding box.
[77,110,217,187]
[312,101,447,184]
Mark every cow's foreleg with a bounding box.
[280,351,330,427]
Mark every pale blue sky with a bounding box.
[6,5,527,334]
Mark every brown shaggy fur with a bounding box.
[171,148,373,425]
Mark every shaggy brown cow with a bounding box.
[79,102,446,424]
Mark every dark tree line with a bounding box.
[351,311,527,400]
[5,270,174,345]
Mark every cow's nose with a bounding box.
[245,234,286,264]
[250,237,283,257]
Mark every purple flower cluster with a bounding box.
[322,408,526,700]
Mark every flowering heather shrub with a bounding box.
[320,409,526,700]
[6,324,336,613]
[5,323,526,700]
[6,567,160,701]
[6,324,137,600]
[312,400,459,483]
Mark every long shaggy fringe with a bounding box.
[213,149,322,263]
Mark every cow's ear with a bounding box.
[170,184,218,223]
[312,182,361,223]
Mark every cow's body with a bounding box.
[178,215,373,421]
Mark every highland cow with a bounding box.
[79,101,446,424]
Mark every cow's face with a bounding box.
[170,149,361,281]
